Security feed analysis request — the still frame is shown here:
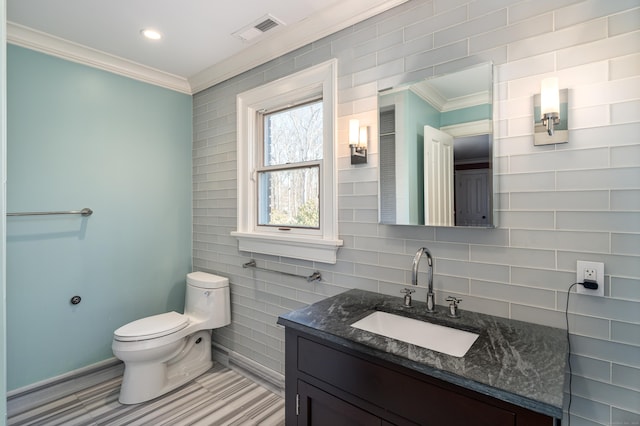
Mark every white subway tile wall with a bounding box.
[192,1,640,424]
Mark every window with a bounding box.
[232,59,342,264]
[259,100,322,230]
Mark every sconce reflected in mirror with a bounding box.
[349,119,368,164]
[541,77,559,136]
[534,77,568,146]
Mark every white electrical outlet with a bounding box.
[576,261,604,297]
[584,268,597,281]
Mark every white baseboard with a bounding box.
[7,358,124,415]
[212,343,285,398]
[7,345,285,416]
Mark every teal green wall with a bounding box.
[404,90,439,224]
[440,104,492,127]
[6,45,193,391]
[533,102,569,130]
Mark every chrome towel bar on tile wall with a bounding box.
[7,207,93,217]
[243,259,322,282]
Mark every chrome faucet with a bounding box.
[412,247,435,312]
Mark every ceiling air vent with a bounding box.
[255,18,279,33]
[233,14,284,42]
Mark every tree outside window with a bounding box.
[258,100,322,229]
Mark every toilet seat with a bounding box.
[114,311,189,342]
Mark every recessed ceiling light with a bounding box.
[141,29,162,40]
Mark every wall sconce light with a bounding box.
[534,77,568,146]
[349,119,368,164]
[541,77,559,136]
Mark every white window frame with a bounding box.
[231,59,342,264]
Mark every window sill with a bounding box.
[231,231,343,264]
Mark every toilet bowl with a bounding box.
[112,271,230,404]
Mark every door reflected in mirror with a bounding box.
[378,63,495,227]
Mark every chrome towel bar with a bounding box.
[7,207,93,217]
[243,259,321,282]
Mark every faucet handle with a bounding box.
[446,296,462,318]
[400,288,415,307]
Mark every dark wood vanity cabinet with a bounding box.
[297,380,399,426]
[284,328,557,426]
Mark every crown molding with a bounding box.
[411,86,447,111]
[440,120,492,138]
[7,22,192,94]
[412,85,490,112]
[189,0,409,93]
[7,0,407,95]
[441,91,491,112]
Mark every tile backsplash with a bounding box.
[193,1,640,424]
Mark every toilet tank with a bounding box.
[185,271,231,329]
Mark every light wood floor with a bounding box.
[7,364,285,426]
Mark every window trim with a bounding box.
[231,59,342,264]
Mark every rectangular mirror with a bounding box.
[378,62,495,227]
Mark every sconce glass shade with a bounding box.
[540,77,559,117]
[359,126,368,148]
[534,77,568,146]
[349,119,360,146]
[348,119,367,164]
[540,77,560,136]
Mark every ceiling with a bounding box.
[412,63,492,112]
[6,0,407,94]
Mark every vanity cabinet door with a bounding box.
[297,380,387,426]
[285,328,556,426]
[297,335,516,426]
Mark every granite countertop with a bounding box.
[277,289,567,419]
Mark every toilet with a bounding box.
[112,271,231,404]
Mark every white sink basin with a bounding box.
[350,311,479,357]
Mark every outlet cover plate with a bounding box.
[576,261,604,296]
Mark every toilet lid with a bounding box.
[114,311,189,341]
